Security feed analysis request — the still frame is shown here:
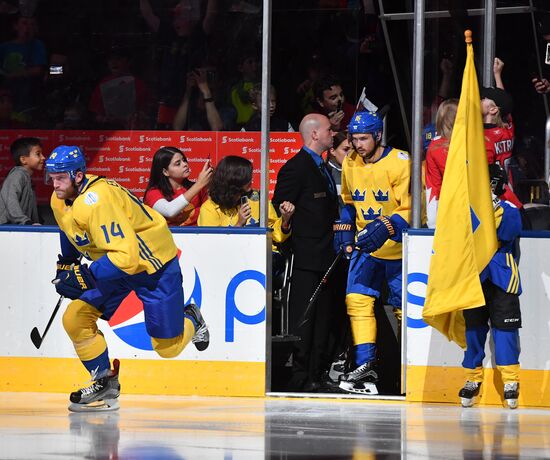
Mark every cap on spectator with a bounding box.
[480,87,513,117]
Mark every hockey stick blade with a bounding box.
[30,327,44,348]
[30,295,64,349]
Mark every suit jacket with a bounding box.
[272,148,339,271]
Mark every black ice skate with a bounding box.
[338,361,379,395]
[504,382,519,409]
[68,359,121,412]
[185,303,210,351]
[459,381,481,408]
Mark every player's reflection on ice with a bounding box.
[69,412,184,460]
[69,412,121,460]
[460,409,520,459]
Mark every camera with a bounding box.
[49,65,63,75]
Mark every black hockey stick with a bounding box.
[30,295,64,349]
[297,250,344,328]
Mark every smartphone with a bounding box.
[240,196,249,206]
[336,100,343,112]
[546,43,550,65]
[49,65,63,75]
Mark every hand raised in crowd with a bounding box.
[493,57,504,77]
[279,201,295,227]
[237,197,252,226]
[328,110,345,130]
[186,71,197,91]
[440,57,454,75]
[193,68,212,96]
[532,77,550,94]
[196,160,214,188]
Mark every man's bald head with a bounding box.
[299,113,333,154]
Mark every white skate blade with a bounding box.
[68,399,120,413]
[506,399,518,410]
[461,397,476,408]
[339,380,378,395]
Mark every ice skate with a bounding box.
[338,361,378,395]
[459,381,481,408]
[185,303,210,351]
[504,382,519,409]
[68,359,121,412]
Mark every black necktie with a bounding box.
[320,162,337,195]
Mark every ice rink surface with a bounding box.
[1,392,550,459]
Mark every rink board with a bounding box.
[0,227,269,396]
[404,230,550,407]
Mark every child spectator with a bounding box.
[88,46,152,129]
[143,146,213,226]
[0,86,25,128]
[425,98,459,228]
[0,14,47,119]
[0,136,44,224]
[139,0,217,110]
[242,83,294,132]
[229,51,259,128]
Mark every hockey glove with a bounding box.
[356,216,395,253]
[333,220,355,259]
[56,254,80,278]
[53,263,96,300]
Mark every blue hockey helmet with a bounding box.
[45,145,86,180]
[348,111,384,136]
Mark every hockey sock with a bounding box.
[151,317,195,358]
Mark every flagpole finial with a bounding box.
[464,30,472,44]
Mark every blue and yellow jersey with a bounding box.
[481,200,522,295]
[197,190,290,247]
[341,146,412,260]
[51,175,177,279]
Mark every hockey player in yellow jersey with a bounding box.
[334,111,412,394]
[45,145,209,412]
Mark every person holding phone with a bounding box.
[311,75,355,131]
[144,146,213,226]
[198,155,294,235]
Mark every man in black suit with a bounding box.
[272,113,339,391]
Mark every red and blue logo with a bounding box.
[107,267,202,350]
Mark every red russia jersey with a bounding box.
[484,117,515,185]
[144,185,208,226]
[425,137,449,228]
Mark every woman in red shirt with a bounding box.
[144,146,213,226]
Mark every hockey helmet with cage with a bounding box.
[45,145,86,180]
[348,111,384,137]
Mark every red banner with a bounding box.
[0,130,302,204]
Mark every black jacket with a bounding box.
[272,148,339,271]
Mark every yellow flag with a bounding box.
[422,31,498,349]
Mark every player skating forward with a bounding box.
[335,111,411,394]
[45,146,209,412]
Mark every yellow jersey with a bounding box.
[51,175,177,276]
[341,147,412,260]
